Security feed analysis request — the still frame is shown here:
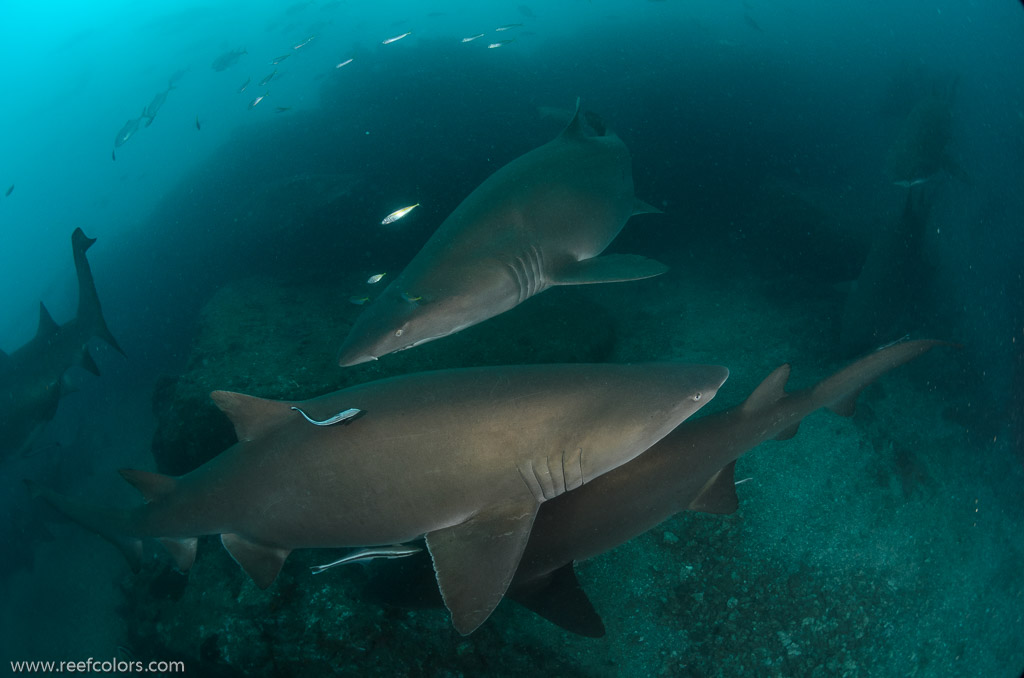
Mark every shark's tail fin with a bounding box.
[24,479,142,571]
[71,228,126,357]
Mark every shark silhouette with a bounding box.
[363,339,947,636]
[337,101,665,366]
[1,228,124,460]
[28,362,727,634]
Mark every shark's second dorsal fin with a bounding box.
[560,98,585,140]
[687,461,739,514]
[210,390,293,442]
[36,302,59,339]
[119,468,177,503]
[741,364,791,415]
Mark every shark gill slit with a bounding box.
[508,246,544,304]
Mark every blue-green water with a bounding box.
[1,1,1022,676]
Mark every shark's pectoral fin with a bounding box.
[220,533,291,588]
[509,563,606,637]
[632,198,663,216]
[549,254,668,285]
[425,497,540,635]
[687,461,739,514]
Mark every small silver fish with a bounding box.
[272,54,291,65]
[291,406,362,426]
[367,273,386,284]
[381,203,419,224]
[335,58,354,69]
[311,544,423,574]
[382,31,412,45]
[238,77,251,93]
[461,33,485,42]
[293,35,316,50]
[248,92,268,109]
[487,39,515,49]
[259,69,278,86]
[495,23,523,31]
[893,178,929,188]
[401,291,422,303]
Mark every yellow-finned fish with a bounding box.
[367,273,386,284]
[381,203,420,225]
[382,31,412,45]
[401,291,422,303]
[349,295,370,305]
[259,69,277,86]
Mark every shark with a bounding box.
[840,186,933,357]
[1,228,124,461]
[362,339,946,636]
[337,101,666,366]
[28,362,728,634]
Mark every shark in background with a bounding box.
[337,100,666,366]
[27,362,727,634]
[361,339,947,636]
[0,228,124,461]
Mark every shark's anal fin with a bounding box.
[210,391,294,442]
[687,461,739,514]
[509,563,606,637]
[549,254,668,285]
[425,497,540,635]
[221,533,291,589]
[119,468,178,502]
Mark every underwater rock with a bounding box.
[150,276,615,473]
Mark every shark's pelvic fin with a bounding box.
[425,497,539,635]
[548,254,668,285]
[119,468,178,503]
[687,461,739,514]
[210,390,294,442]
[508,563,606,637]
[221,533,291,589]
[631,199,663,216]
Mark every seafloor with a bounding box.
[86,247,1024,677]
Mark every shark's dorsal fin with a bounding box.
[221,533,291,588]
[560,98,585,140]
[210,390,293,442]
[687,461,739,514]
[36,302,59,339]
[741,364,791,415]
[426,496,539,635]
[119,468,178,503]
[508,563,606,637]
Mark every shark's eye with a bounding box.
[395,329,404,337]
[692,392,702,401]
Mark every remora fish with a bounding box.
[337,100,666,366]
[27,362,727,635]
[365,339,947,636]
[1,229,125,460]
[211,47,247,71]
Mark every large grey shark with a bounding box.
[364,339,945,635]
[1,228,124,461]
[840,187,932,357]
[29,362,727,634]
[337,101,666,366]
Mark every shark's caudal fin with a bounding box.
[24,479,142,570]
[71,228,125,357]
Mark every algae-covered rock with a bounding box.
[151,276,616,473]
